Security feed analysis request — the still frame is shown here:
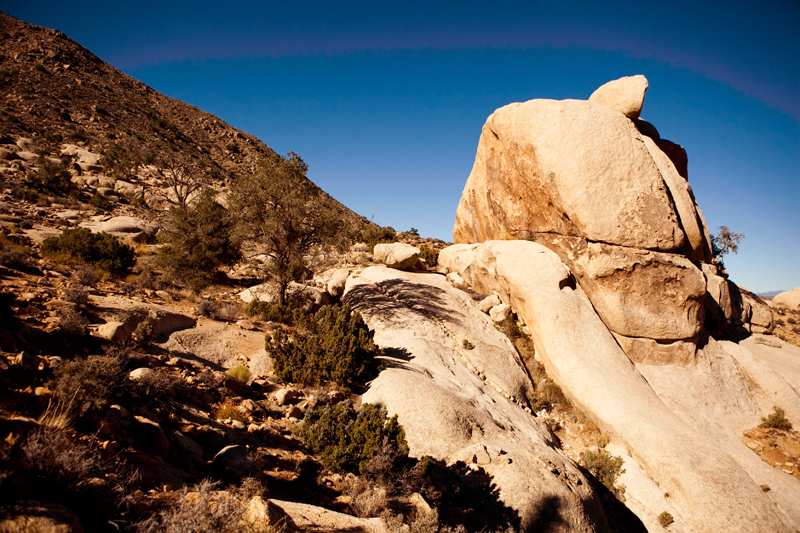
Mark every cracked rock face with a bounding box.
[342,266,610,533]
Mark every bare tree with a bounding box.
[151,154,207,208]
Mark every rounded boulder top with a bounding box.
[589,75,649,118]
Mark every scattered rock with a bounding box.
[478,294,501,313]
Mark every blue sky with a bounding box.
[5,1,799,293]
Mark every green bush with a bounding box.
[26,156,77,197]
[759,406,792,430]
[245,299,307,327]
[360,223,396,252]
[579,448,626,501]
[41,228,136,274]
[49,355,127,416]
[226,364,251,383]
[267,304,381,392]
[658,511,674,527]
[299,400,408,474]
[156,188,240,291]
[419,244,438,268]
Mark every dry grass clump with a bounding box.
[197,299,242,322]
[226,364,252,384]
[58,307,89,337]
[132,479,268,533]
[2,427,141,529]
[215,399,250,424]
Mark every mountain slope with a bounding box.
[0,12,357,213]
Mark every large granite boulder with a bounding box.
[453,97,687,251]
[343,266,611,532]
[438,240,800,533]
[773,287,800,311]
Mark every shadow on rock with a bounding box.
[345,277,461,327]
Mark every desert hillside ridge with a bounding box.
[0,11,799,533]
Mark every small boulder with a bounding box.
[373,243,419,270]
[96,321,133,343]
[130,416,169,455]
[286,405,303,419]
[327,268,351,299]
[589,74,649,118]
[478,294,501,313]
[212,445,259,481]
[489,303,512,323]
[275,388,296,406]
[129,367,154,380]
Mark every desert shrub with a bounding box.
[658,511,674,527]
[49,355,127,416]
[25,156,77,197]
[132,479,263,533]
[299,400,408,475]
[245,299,307,327]
[125,369,187,413]
[0,245,33,270]
[3,427,140,530]
[360,223,396,252]
[579,448,626,501]
[760,484,771,492]
[64,285,89,305]
[462,339,474,350]
[526,381,568,413]
[215,399,250,423]
[41,228,136,274]
[226,364,251,383]
[156,187,240,291]
[759,406,792,430]
[58,307,89,336]
[72,264,100,286]
[419,244,438,268]
[132,316,157,344]
[346,476,389,518]
[197,299,242,322]
[89,191,115,210]
[268,304,381,391]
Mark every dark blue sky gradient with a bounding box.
[5,1,799,292]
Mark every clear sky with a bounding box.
[5,1,799,293]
